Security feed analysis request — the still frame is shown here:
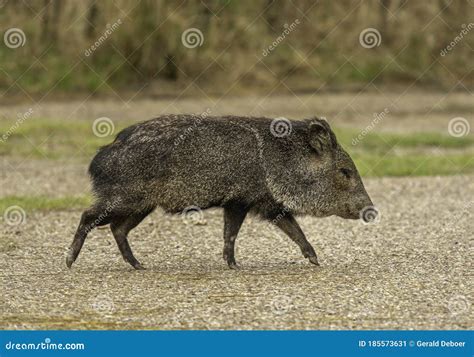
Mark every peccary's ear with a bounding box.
[308,119,336,154]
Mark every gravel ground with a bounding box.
[0,159,90,198]
[0,175,472,330]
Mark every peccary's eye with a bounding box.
[340,168,352,179]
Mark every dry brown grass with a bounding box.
[0,1,473,95]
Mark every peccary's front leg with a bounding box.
[223,205,248,269]
[274,214,320,266]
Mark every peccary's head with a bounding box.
[263,118,374,220]
[305,119,374,219]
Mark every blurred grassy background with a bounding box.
[0,0,473,96]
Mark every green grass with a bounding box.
[353,154,474,177]
[1,118,473,178]
[0,119,129,160]
[335,129,474,152]
[0,195,92,213]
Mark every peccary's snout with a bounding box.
[342,189,377,221]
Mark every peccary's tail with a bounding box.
[88,145,111,181]
[88,123,139,188]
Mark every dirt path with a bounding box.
[1,175,472,329]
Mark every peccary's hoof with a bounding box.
[66,254,75,269]
[308,256,320,266]
[133,263,146,270]
[228,262,241,270]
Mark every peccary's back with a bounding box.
[89,115,274,213]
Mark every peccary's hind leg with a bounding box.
[110,209,153,270]
[223,205,248,269]
[273,214,319,266]
[66,206,112,268]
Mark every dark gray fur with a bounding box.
[67,114,374,270]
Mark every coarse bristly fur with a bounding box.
[67,114,375,270]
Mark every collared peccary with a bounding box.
[66,115,375,270]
